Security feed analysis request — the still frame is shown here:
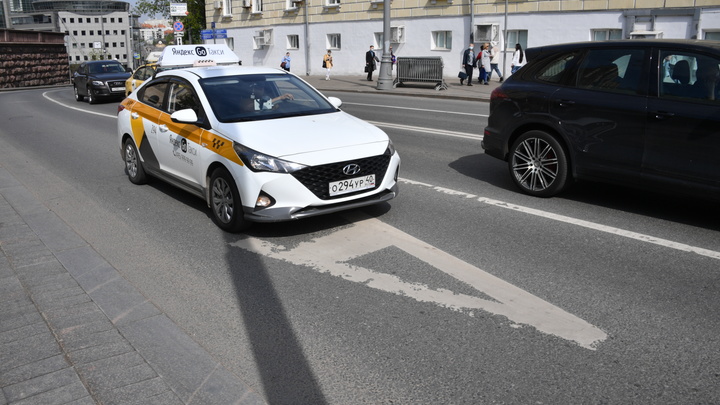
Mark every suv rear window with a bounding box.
[535,52,579,84]
[575,48,645,95]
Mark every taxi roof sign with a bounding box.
[157,44,239,68]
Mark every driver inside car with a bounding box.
[249,83,294,110]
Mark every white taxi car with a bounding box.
[117,45,400,232]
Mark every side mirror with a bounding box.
[170,109,199,124]
[327,96,342,109]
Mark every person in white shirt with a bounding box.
[511,43,527,74]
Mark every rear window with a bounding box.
[534,52,580,84]
[575,48,646,95]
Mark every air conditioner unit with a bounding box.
[261,29,272,45]
[214,0,222,9]
[390,26,405,44]
[475,23,499,42]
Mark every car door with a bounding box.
[644,48,720,196]
[548,47,649,181]
[153,79,206,188]
[74,63,88,95]
[131,80,167,175]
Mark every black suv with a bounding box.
[482,40,720,200]
[73,60,131,104]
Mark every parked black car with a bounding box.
[72,60,131,104]
[482,39,720,200]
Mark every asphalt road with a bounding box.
[1,86,719,404]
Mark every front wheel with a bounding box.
[87,87,97,104]
[508,130,569,197]
[123,138,147,185]
[209,167,250,233]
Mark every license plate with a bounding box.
[112,87,125,92]
[329,174,375,196]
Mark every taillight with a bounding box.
[490,87,509,102]
[117,104,126,115]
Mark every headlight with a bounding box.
[233,143,306,173]
[91,80,105,86]
[385,139,396,156]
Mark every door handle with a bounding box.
[651,111,675,120]
[131,112,139,119]
[557,99,575,107]
[159,124,169,132]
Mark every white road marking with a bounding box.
[231,212,608,350]
[42,91,118,119]
[343,101,488,118]
[368,121,483,140]
[401,178,720,261]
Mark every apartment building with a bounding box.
[204,0,720,76]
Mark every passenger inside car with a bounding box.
[693,60,720,101]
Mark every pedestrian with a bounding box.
[323,50,333,80]
[477,43,491,85]
[281,52,291,72]
[488,43,503,82]
[511,43,526,74]
[365,45,380,81]
[390,46,396,70]
[461,43,475,86]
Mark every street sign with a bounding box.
[201,30,214,40]
[215,29,227,39]
[174,21,184,32]
[170,3,187,16]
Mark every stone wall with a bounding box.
[0,30,70,89]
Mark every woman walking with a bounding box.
[511,43,526,74]
[323,50,333,80]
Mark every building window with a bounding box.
[431,31,452,50]
[592,29,622,41]
[112,42,117,47]
[84,56,88,60]
[120,42,125,47]
[95,18,99,23]
[73,30,77,35]
[327,0,340,4]
[252,0,263,13]
[81,30,86,35]
[287,35,299,49]
[506,30,528,51]
[374,32,383,50]
[80,43,85,48]
[119,18,123,23]
[102,18,107,23]
[70,18,74,23]
[105,42,109,48]
[327,34,341,49]
[105,30,110,35]
[110,18,115,23]
[113,30,118,35]
[705,31,720,40]
[86,18,91,23]
[121,30,126,35]
[62,18,66,23]
[72,43,77,48]
[76,55,80,61]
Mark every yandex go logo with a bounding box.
[195,46,208,57]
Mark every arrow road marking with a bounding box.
[231,213,608,350]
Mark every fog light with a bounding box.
[256,195,273,207]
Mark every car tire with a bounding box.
[509,130,570,197]
[87,87,97,104]
[123,138,147,185]
[209,167,250,233]
[74,86,84,102]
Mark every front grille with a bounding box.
[292,154,392,200]
[107,80,125,88]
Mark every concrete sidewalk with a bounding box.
[302,73,501,101]
[0,73,496,404]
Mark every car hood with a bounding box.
[215,111,390,163]
[90,72,132,81]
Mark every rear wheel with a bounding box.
[209,167,250,233]
[509,130,569,197]
[123,138,147,185]
[74,86,84,102]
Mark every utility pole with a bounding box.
[376,0,392,90]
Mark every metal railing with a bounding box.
[393,57,448,91]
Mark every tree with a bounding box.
[133,0,206,45]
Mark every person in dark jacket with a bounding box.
[366,45,380,81]
[461,44,476,86]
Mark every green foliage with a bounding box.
[133,0,206,45]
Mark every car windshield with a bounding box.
[200,74,337,122]
[89,63,125,74]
